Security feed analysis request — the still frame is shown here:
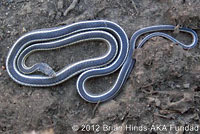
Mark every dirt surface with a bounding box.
[0,0,200,134]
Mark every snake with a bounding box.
[6,20,198,103]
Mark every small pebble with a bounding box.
[22,27,26,32]
[2,66,5,70]
[183,83,190,88]
[155,98,161,107]
[170,43,174,47]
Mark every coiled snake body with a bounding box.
[6,20,198,103]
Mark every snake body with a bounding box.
[6,20,134,103]
[6,20,198,103]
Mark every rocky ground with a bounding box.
[0,0,200,134]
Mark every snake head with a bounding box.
[37,63,56,77]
